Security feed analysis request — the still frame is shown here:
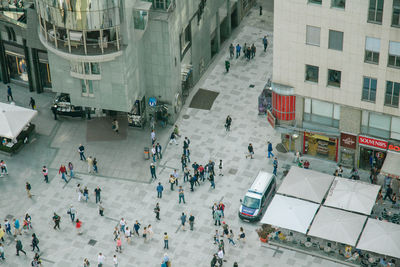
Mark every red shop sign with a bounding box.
[340,133,357,149]
[267,110,275,129]
[358,136,388,150]
[388,144,400,153]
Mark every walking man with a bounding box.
[178,186,185,204]
[42,166,49,183]
[214,209,222,226]
[156,182,163,198]
[169,131,178,145]
[78,144,86,161]
[209,173,215,189]
[68,205,76,222]
[7,85,13,102]
[180,212,187,231]
[31,233,40,252]
[218,160,223,176]
[59,164,68,183]
[236,44,241,58]
[251,44,256,59]
[267,141,274,158]
[263,35,268,52]
[151,129,156,145]
[225,115,232,131]
[151,145,156,162]
[98,252,105,267]
[273,157,278,176]
[150,163,157,179]
[25,182,32,198]
[29,97,36,109]
[229,43,234,59]
[384,185,393,201]
[15,239,26,256]
[163,232,169,249]
[246,143,254,159]
[225,60,230,73]
[189,214,195,231]
[94,186,101,203]
[154,203,160,220]
[52,213,60,229]
[156,143,162,159]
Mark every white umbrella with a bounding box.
[308,206,366,246]
[0,102,37,139]
[260,194,319,234]
[357,218,400,259]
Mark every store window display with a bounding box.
[304,133,337,161]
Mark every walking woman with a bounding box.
[31,233,40,252]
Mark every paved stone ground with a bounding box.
[0,1,373,267]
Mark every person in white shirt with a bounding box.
[119,218,126,232]
[124,227,131,244]
[113,254,118,267]
[98,252,105,267]
[151,130,156,145]
[217,249,224,265]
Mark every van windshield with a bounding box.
[242,196,260,209]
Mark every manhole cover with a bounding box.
[249,84,255,88]
[88,239,97,246]
[183,115,190,119]
[228,168,238,175]
[5,215,13,220]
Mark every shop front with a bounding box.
[358,135,388,170]
[339,132,357,168]
[303,132,338,162]
[4,43,28,84]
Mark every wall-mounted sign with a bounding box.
[358,135,388,150]
[388,143,400,153]
[340,133,357,149]
[148,97,157,107]
[267,110,275,128]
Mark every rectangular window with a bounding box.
[327,69,341,87]
[365,37,380,64]
[81,79,94,97]
[362,77,377,102]
[71,61,101,76]
[303,98,340,128]
[306,25,320,46]
[180,23,191,58]
[393,0,400,26]
[328,30,343,51]
[331,0,345,9]
[385,81,400,107]
[388,41,400,68]
[308,0,322,4]
[368,0,384,23]
[305,65,319,83]
[361,111,391,138]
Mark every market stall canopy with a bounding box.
[380,151,400,179]
[260,194,319,234]
[277,166,334,203]
[324,177,380,215]
[357,218,400,259]
[308,206,366,246]
[0,102,37,139]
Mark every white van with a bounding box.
[238,171,276,222]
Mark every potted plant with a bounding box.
[256,224,275,243]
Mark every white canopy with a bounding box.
[308,206,366,246]
[260,194,319,234]
[324,177,380,215]
[357,218,400,259]
[277,166,334,203]
[0,102,37,139]
[381,151,400,179]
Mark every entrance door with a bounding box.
[39,61,52,88]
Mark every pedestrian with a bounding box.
[219,239,225,255]
[119,218,126,233]
[98,252,105,267]
[370,166,378,184]
[209,173,215,189]
[142,226,147,242]
[151,129,156,145]
[163,232,169,249]
[174,124,181,138]
[189,214,195,231]
[303,160,310,169]
[246,143,254,159]
[0,243,4,260]
[180,212,187,231]
[28,97,36,110]
[238,227,246,242]
[211,254,218,267]
[173,169,179,186]
[192,161,199,172]
[198,164,205,181]
[214,209,222,226]
[162,253,170,267]
[214,230,220,244]
[154,203,161,220]
[183,166,190,182]
[189,175,195,191]
[76,184,83,202]
[52,213,60,230]
[98,201,104,216]
[243,43,247,58]
[222,222,229,237]
[68,162,74,178]
[13,218,21,236]
[267,141,274,158]
[94,186,101,203]
[68,205,76,222]
[236,44,241,58]
[7,85,13,102]
[51,105,58,120]
[15,239,26,256]
[225,115,232,131]
[93,158,98,173]
[181,154,187,172]
[178,186,185,204]
[247,46,251,60]
[150,163,157,179]
[113,254,118,267]
[218,160,223,176]
[259,4,262,15]
[4,220,11,236]
[273,157,278,176]
[185,147,191,163]
[151,145,157,162]
[124,227,131,244]
[384,185,394,201]
[169,175,175,191]
[58,164,68,183]
[233,262,239,267]
[41,166,49,183]
[26,182,32,198]
[251,43,256,59]
[87,156,94,173]
[263,35,268,52]
[0,160,7,176]
[116,237,122,253]
[229,43,234,59]
[23,213,32,231]
[112,119,119,134]
[0,226,4,242]
[225,60,230,72]
[31,233,39,252]
[156,142,162,159]
[83,186,89,202]
[78,144,86,161]
[228,229,236,245]
[169,131,178,145]
[157,182,163,198]
[337,165,344,177]
[148,224,154,240]
[83,258,90,267]
[134,220,141,236]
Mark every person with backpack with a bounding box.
[52,213,61,230]
[31,233,39,252]
[15,239,26,256]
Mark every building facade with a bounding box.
[29,0,253,122]
[272,0,400,169]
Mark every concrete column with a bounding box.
[226,0,231,36]
[237,0,243,23]
[216,11,221,52]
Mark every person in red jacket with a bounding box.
[76,219,82,235]
[58,165,68,183]
[218,202,225,218]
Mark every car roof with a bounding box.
[244,192,262,199]
[248,171,274,196]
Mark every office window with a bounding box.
[331,0,345,9]
[328,30,343,51]
[392,0,400,26]
[368,0,384,23]
[305,65,319,83]
[81,80,94,97]
[362,77,377,102]
[308,0,322,4]
[304,98,340,127]
[385,81,400,107]
[365,37,380,64]
[327,69,341,87]
[388,41,400,68]
[306,25,320,46]
[361,111,391,138]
